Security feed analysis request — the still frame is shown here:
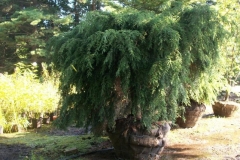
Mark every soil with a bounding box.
[0,143,32,160]
[161,105,240,160]
[82,104,240,160]
[0,103,240,160]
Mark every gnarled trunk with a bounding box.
[107,116,170,160]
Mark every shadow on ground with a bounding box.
[0,143,32,160]
[160,144,209,159]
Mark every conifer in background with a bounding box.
[0,0,105,74]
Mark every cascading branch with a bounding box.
[48,4,228,133]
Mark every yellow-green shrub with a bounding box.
[0,70,60,132]
[0,107,6,127]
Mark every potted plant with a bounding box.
[211,0,240,117]
[212,42,240,117]
[31,113,43,128]
[0,66,60,132]
[32,118,42,128]
[176,99,206,128]
[212,63,240,117]
[49,4,227,159]
[212,101,239,117]
[53,115,58,121]
[49,111,58,121]
[107,115,170,159]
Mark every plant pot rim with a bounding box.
[215,100,240,106]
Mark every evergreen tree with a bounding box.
[0,0,106,73]
[116,0,200,13]
[48,3,228,132]
[0,0,61,73]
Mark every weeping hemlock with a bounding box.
[48,5,227,132]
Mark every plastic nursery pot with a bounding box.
[43,117,50,124]
[32,118,42,128]
[50,113,54,121]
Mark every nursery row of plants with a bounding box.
[0,64,60,133]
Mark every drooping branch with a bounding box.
[49,6,228,132]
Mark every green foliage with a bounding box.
[0,107,6,127]
[0,0,73,74]
[0,67,59,132]
[117,0,196,13]
[49,5,228,132]
[0,127,108,159]
[216,1,240,86]
[0,0,111,74]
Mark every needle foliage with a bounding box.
[48,4,228,132]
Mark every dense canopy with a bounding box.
[49,5,227,131]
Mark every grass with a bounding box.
[0,124,108,160]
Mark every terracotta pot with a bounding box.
[176,100,206,128]
[212,101,239,117]
[107,116,170,160]
[53,116,58,121]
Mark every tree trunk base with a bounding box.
[107,116,170,160]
